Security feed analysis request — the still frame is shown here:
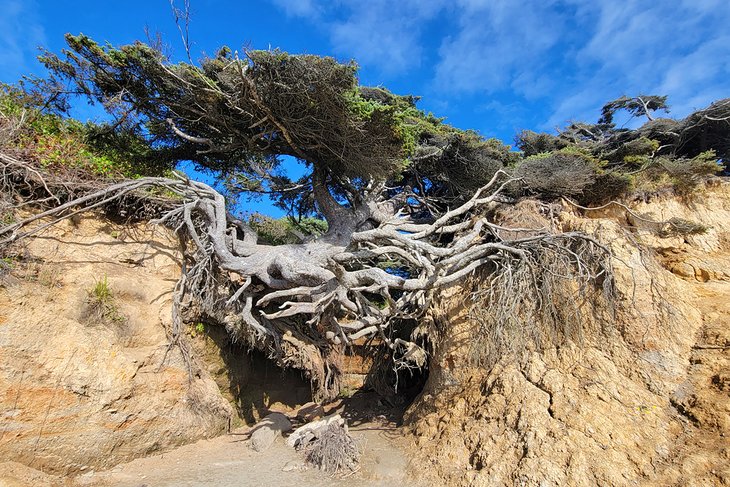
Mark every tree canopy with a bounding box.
[38,35,525,225]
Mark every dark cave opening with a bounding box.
[193,319,430,427]
[194,324,312,426]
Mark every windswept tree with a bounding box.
[14,35,725,399]
[598,95,669,124]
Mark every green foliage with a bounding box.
[0,83,173,179]
[580,172,633,205]
[660,150,721,194]
[249,213,328,245]
[516,150,600,197]
[346,85,451,164]
[405,130,518,204]
[0,208,15,225]
[38,35,533,214]
[40,35,405,180]
[26,34,730,212]
[627,150,721,197]
[0,254,19,280]
[515,130,567,156]
[511,95,726,203]
[0,256,15,273]
[658,218,709,238]
[91,275,113,302]
[338,384,357,399]
[188,321,207,337]
[602,137,659,167]
[87,275,125,324]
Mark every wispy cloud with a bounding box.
[328,1,435,71]
[434,0,568,95]
[268,0,729,133]
[542,0,730,127]
[269,0,321,19]
[269,0,448,73]
[0,0,46,82]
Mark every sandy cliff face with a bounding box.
[1,182,728,486]
[406,180,730,486]
[0,215,233,474]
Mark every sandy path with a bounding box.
[69,422,421,487]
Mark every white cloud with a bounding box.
[269,0,448,73]
[269,0,321,19]
[329,3,421,70]
[434,0,567,94]
[0,0,45,82]
[269,0,730,132]
[543,0,730,127]
[326,0,450,72]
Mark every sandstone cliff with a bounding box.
[0,215,233,474]
[1,182,728,486]
[407,180,730,486]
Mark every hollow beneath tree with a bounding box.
[191,324,312,426]
[192,322,430,427]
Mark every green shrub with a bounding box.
[0,83,173,179]
[86,275,125,324]
[658,218,709,238]
[249,213,328,245]
[515,130,567,156]
[580,172,633,205]
[515,151,599,198]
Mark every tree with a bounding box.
[0,35,629,398]
[598,95,669,124]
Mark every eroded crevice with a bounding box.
[191,324,312,426]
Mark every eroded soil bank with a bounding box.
[406,181,730,486]
[2,181,729,486]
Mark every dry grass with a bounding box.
[84,275,125,325]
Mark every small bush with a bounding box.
[0,256,15,278]
[630,150,721,198]
[663,151,721,194]
[0,83,173,180]
[515,130,567,156]
[580,172,633,205]
[516,152,598,198]
[91,276,113,302]
[188,321,206,337]
[603,136,659,167]
[658,218,709,238]
[86,275,125,324]
[21,261,61,287]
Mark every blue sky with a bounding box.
[2,0,728,216]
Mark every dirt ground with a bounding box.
[0,418,422,487]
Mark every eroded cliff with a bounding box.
[0,215,233,474]
[406,180,730,486]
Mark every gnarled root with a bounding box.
[0,160,616,399]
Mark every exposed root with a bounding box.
[468,233,614,367]
[0,157,618,398]
[303,422,361,474]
